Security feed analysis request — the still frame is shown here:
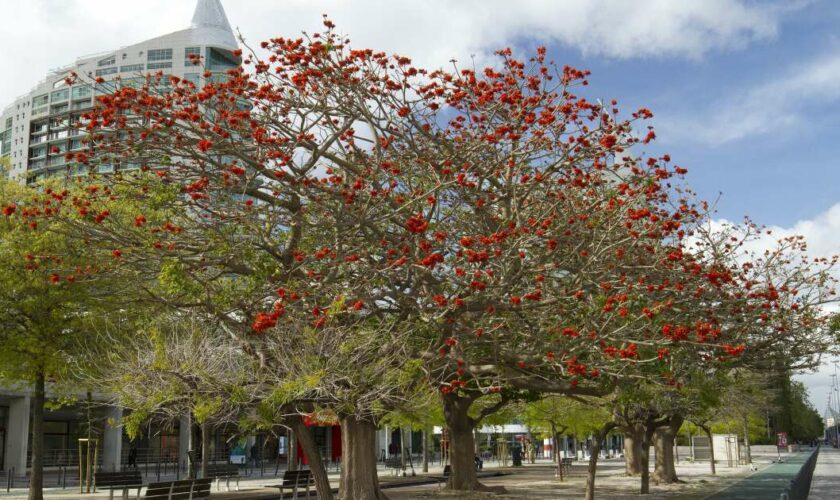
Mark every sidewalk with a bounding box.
[808,446,840,499]
[708,451,808,499]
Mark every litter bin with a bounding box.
[512,446,523,467]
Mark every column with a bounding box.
[5,395,30,473]
[178,416,191,474]
[101,406,123,472]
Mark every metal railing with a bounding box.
[780,444,820,500]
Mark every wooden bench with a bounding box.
[431,465,452,489]
[95,470,143,500]
[143,478,212,500]
[205,463,242,491]
[384,456,403,476]
[561,457,574,475]
[267,469,315,499]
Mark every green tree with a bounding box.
[0,180,118,500]
[522,395,609,479]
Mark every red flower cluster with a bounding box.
[405,213,429,234]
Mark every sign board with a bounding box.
[776,432,788,448]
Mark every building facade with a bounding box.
[0,0,239,184]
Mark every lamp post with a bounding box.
[834,367,840,447]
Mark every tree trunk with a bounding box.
[289,430,298,471]
[200,421,210,479]
[551,423,563,481]
[623,424,644,476]
[584,422,616,500]
[186,413,194,479]
[399,427,407,476]
[742,414,752,465]
[639,424,655,494]
[338,415,387,500]
[702,425,716,475]
[289,416,334,500]
[652,430,676,483]
[422,428,429,473]
[441,393,478,491]
[652,415,683,484]
[28,372,45,500]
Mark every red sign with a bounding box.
[776,432,788,448]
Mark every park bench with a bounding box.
[384,456,403,476]
[143,478,212,500]
[205,463,242,491]
[267,469,315,499]
[432,464,452,489]
[561,457,574,475]
[95,469,143,500]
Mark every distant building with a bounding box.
[0,0,239,184]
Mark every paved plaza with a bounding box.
[807,446,840,500]
[0,447,811,499]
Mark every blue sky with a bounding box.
[1,0,837,412]
[529,3,840,228]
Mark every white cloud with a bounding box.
[796,357,840,421]
[0,0,797,108]
[662,51,840,145]
[704,204,840,413]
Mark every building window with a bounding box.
[71,85,92,100]
[95,67,118,77]
[206,47,240,71]
[147,49,173,62]
[95,80,120,94]
[32,95,49,107]
[147,62,173,70]
[97,55,116,67]
[50,89,69,102]
[184,73,201,86]
[120,64,144,73]
[121,77,145,89]
[185,46,201,65]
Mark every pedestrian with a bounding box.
[127,445,138,468]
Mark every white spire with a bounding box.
[191,0,233,33]
[187,0,237,50]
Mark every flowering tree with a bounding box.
[32,19,837,498]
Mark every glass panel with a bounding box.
[32,95,49,107]
[147,62,172,70]
[43,421,69,434]
[120,64,144,73]
[95,81,119,94]
[71,85,91,99]
[206,47,239,71]
[98,55,116,67]
[50,89,69,102]
[147,49,173,61]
